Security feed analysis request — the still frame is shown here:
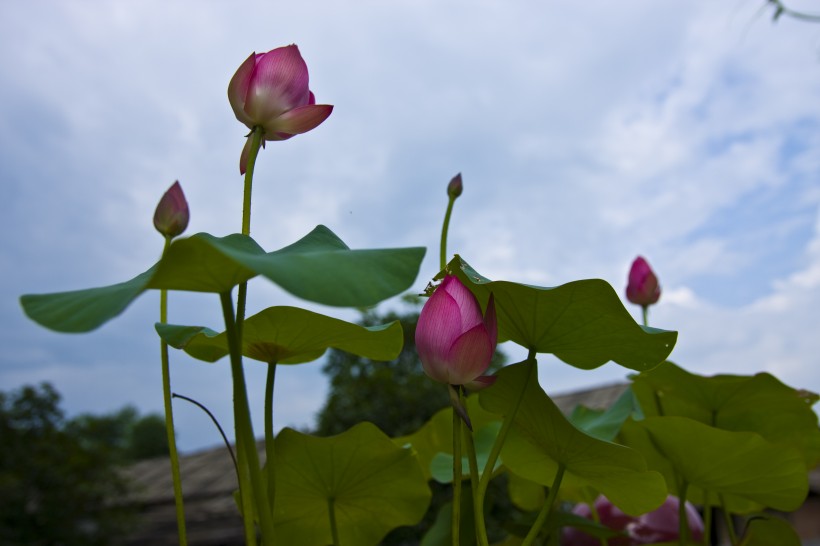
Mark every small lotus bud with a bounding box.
[626,256,661,308]
[447,173,463,199]
[153,181,189,238]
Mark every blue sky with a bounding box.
[1,1,819,453]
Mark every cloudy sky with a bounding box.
[2,1,819,453]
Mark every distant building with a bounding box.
[122,383,820,545]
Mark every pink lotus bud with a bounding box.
[415,276,497,386]
[562,495,704,546]
[447,173,463,199]
[626,256,661,308]
[153,181,189,238]
[228,45,333,173]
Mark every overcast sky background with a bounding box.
[2,1,819,453]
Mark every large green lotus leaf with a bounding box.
[21,226,425,333]
[148,232,263,292]
[21,234,265,332]
[395,395,501,481]
[441,256,676,372]
[739,514,801,546]
[631,361,820,468]
[620,416,808,512]
[479,361,667,515]
[618,418,760,514]
[241,226,426,307]
[273,422,431,546]
[20,265,159,333]
[155,306,403,364]
[568,387,642,442]
[507,470,545,512]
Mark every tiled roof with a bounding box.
[121,382,820,545]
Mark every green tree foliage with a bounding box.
[66,405,168,463]
[0,383,168,545]
[316,296,449,437]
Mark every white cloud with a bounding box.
[1,0,819,451]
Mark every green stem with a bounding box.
[522,463,566,546]
[233,126,265,543]
[589,503,607,546]
[328,497,341,546]
[172,393,237,476]
[452,386,463,546]
[476,351,537,517]
[265,361,278,516]
[236,127,263,341]
[678,481,689,546]
[642,305,649,328]
[440,196,456,270]
[719,494,738,546]
[220,291,275,545]
[461,391,488,546]
[159,236,187,546]
[768,0,820,22]
[241,127,264,237]
[235,439,258,546]
[702,493,712,546]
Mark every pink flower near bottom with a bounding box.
[562,495,704,546]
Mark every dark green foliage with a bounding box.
[0,383,168,545]
[315,296,450,437]
[124,413,168,461]
[66,405,168,464]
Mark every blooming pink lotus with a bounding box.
[153,181,189,238]
[562,495,704,546]
[415,276,497,390]
[228,44,333,173]
[626,256,661,308]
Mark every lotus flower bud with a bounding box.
[626,256,661,308]
[415,276,497,389]
[153,181,189,239]
[447,173,463,199]
[228,44,333,173]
